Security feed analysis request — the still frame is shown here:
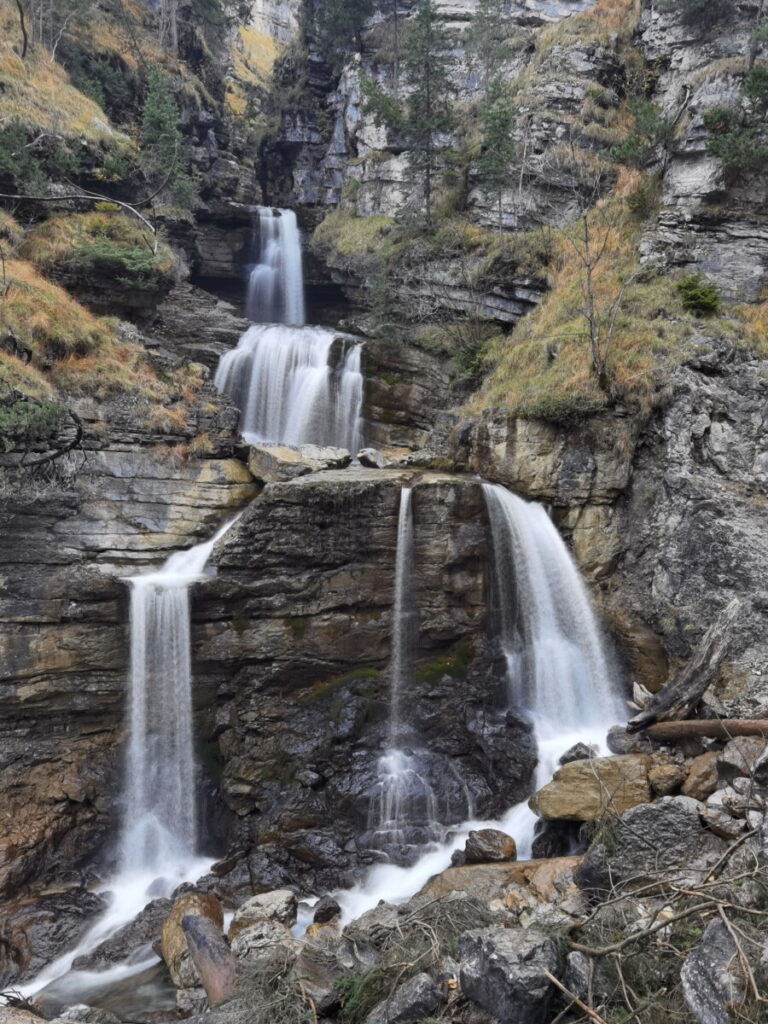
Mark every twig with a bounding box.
[570,900,720,956]
[542,969,609,1024]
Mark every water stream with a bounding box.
[335,483,624,923]
[216,206,364,450]
[20,519,239,1007]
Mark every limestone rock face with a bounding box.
[459,927,563,1024]
[529,755,651,821]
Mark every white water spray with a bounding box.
[214,324,363,451]
[246,207,305,326]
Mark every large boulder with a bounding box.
[364,972,442,1024]
[576,796,727,894]
[228,889,298,939]
[160,892,224,988]
[464,829,517,863]
[681,752,719,801]
[229,919,294,962]
[459,927,562,1024]
[529,755,651,821]
[247,445,351,483]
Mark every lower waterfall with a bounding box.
[214,324,363,451]
[334,483,624,923]
[20,519,238,1005]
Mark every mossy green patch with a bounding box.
[414,639,474,687]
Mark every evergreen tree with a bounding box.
[139,68,198,210]
[465,0,510,97]
[364,0,455,226]
[477,76,516,236]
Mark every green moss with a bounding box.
[414,639,474,687]
[298,666,382,703]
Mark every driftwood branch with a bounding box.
[180,914,238,1006]
[627,598,741,733]
[645,719,768,742]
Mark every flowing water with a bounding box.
[20,519,239,1007]
[214,324,363,451]
[335,482,625,923]
[245,206,305,326]
[216,205,364,450]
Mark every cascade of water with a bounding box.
[121,517,238,874]
[214,324,363,451]
[335,483,623,922]
[216,203,365,450]
[245,207,305,326]
[20,518,239,1004]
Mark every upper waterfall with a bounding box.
[245,207,305,326]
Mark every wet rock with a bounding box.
[0,889,108,986]
[73,897,171,970]
[717,737,767,784]
[559,743,598,765]
[576,796,727,894]
[459,927,562,1024]
[529,755,651,821]
[681,920,746,1024]
[356,447,387,469]
[313,894,341,924]
[229,889,298,938]
[531,819,579,859]
[364,971,442,1024]
[682,752,720,801]
[464,829,517,863]
[160,891,224,988]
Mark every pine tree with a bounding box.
[477,76,516,236]
[318,0,374,70]
[140,68,198,210]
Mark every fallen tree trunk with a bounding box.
[181,913,238,1005]
[626,598,741,733]
[646,719,768,742]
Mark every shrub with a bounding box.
[678,274,721,315]
[0,391,68,453]
[610,98,674,168]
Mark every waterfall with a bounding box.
[335,483,623,922]
[214,325,363,451]
[483,483,625,853]
[388,487,416,744]
[216,205,365,450]
[246,207,305,326]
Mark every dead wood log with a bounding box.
[180,913,238,1005]
[646,719,768,742]
[626,598,741,733]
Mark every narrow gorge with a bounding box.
[1,1,768,1023]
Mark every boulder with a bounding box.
[247,444,351,483]
[681,920,746,1024]
[73,897,171,970]
[606,726,653,755]
[529,755,651,821]
[160,891,224,988]
[417,858,581,904]
[229,919,294,962]
[717,737,767,784]
[464,829,517,863]
[356,448,386,469]
[459,927,562,1024]
[312,894,341,924]
[648,761,687,796]
[229,889,298,939]
[50,1008,121,1024]
[682,752,719,801]
[576,796,727,894]
[559,743,598,765]
[364,972,442,1024]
